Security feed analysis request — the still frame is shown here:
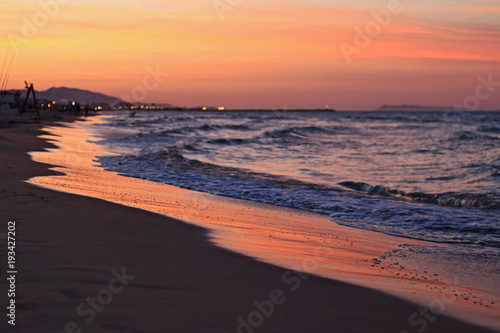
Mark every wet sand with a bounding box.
[0,116,498,332]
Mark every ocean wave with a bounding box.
[95,148,500,249]
[205,138,247,145]
[93,110,500,250]
[156,123,252,136]
[477,125,500,134]
[339,181,500,209]
[449,130,499,142]
[262,128,308,139]
[261,125,354,140]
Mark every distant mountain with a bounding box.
[35,87,124,105]
[376,104,452,111]
[6,87,123,106]
[7,87,178,108]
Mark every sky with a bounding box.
[1,0,500,110]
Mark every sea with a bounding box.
[88,110,500,251]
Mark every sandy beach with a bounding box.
[0,116,498,333]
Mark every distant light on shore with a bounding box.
[218,107,225,111]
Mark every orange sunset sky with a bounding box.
[1,0,500,110]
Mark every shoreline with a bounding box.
[0,114,498,332]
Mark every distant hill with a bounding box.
[7,87,123,106]
[36,87,123,105]
[376,104,452,112]
[7,87,178,108]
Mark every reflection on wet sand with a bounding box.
[28,117,500,331]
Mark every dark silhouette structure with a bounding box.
[20,81,40,116]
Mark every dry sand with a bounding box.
[0,116,497,333]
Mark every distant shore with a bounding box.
[0,115,497,332]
